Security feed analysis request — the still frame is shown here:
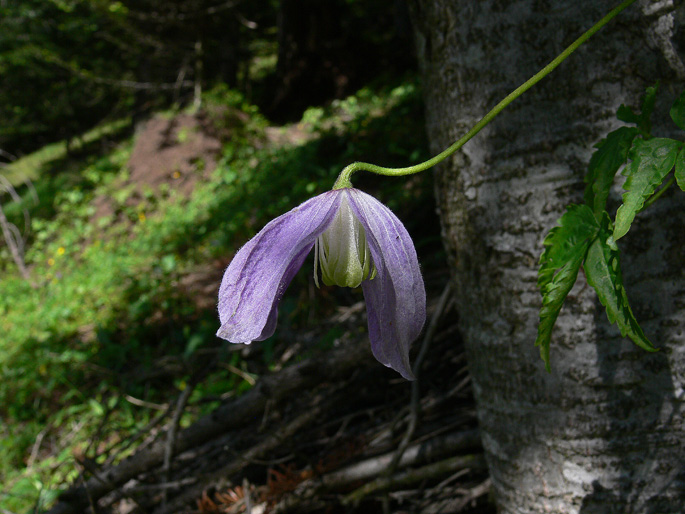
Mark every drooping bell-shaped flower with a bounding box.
[216,187,425,380]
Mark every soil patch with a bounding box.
[91,111,222,221]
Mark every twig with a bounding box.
[0,177,32,283]
[103,402,173,467]
[161,383,195,507]
[123,477,197,494]
[455,477,491,510]
[27,425,50,469]
[77,457,148,514]
[386,282,454,479]
[124,394,169,411]
[0,148,17,161]
[318,429,480,490]
[342,454,487,506]
[271,429,481,513]
[220,362,257,386]
[78,468,96,514]
[242,478,252,514]
[153,402,328,514]
[47,339,369,514]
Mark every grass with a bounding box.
[2,118,132,186]
[0,76,435,511]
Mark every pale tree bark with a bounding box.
[408,1,685,512]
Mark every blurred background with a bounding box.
[1,1,484,512]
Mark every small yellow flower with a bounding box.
[138,212,146,222]
[172,171,181,179]
[48,258,55,266]
[57,247,65,256]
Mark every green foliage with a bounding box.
[675,147,685,191]
[583,126,638,216]
[613,137,683,240]
[0,78,431,510]
[536,85,685,369]
[616,84,657,136]
[670,90,685,130]
[584,214,655,352]
[536,204,599,371]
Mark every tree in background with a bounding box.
[409,0,685,511]
[0,0,414,156]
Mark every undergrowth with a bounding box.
[0,76,433,511]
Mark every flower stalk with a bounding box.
[333,0,638,189]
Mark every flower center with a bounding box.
[314,197,376,288]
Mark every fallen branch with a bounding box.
[321,428,480,490]
[342,453,487,506]
[272,429,481,513]
[161,381,195,507]
[152,401,327,514]
[0,175,32,283]
[47,339,370,514]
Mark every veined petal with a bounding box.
[346,188,426,380]
[217,191,342,343]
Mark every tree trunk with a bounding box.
[408,1,685,512]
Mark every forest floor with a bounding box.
[1,81,495,513]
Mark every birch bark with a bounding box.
[409,1,685,512]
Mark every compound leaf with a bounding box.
[536,204,599,370]
[613,137,682,241]
[583,126,639,215]
[584,214,655,353]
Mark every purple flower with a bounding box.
[217,187,425,380]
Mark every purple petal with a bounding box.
[346,188,426,380]
[217,191,342,343]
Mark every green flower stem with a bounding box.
[333,0,638,190]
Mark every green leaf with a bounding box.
[584,214,656,353]
[536,204,599,371]
[670,90,685,130]
[583,126,639,215]
[538,204,600,289]
[613,137,682,241]
[675,148,685,191]
[617,84,658,135]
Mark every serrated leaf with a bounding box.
[536,204,599,371]
[584,215,655,352]
[583,126,639,215]
[616,84,658,135]
[669,90,685,130]
[613,137,681,241]
[538,204,600,289]
[535,240,589,372]
[675,148,685,191]
[616,104,641,125]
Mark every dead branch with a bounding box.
[271,429,481,513]
[161,382,195,507]
[421,477,492,513]
[47,338,370,514]
[342,453,488,506]
[387,281,453,474]
[152,401,327,514]
[319,428,480,491]
[0,175,33,283]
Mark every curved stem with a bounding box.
[333,0,638,190]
